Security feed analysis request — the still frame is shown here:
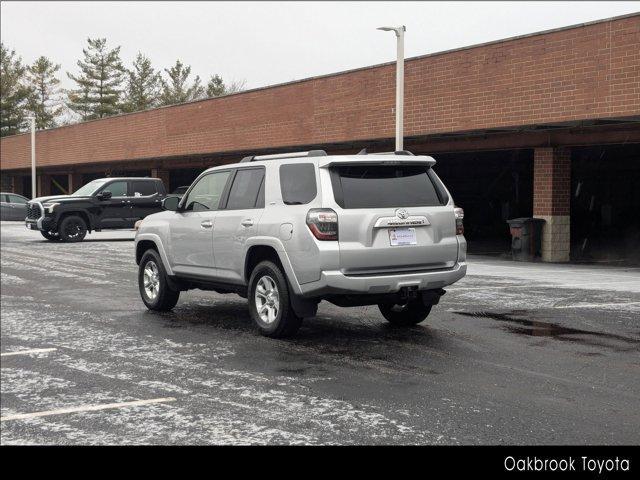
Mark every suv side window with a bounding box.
[132,180,157,197]
[102,181,129,197]
[279,163,317,205]
[184,171,231,212]
[225,168,265,210]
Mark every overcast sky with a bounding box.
[2,1,638,92]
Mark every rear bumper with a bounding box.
[298,262,467,297]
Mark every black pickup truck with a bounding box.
[25,177,167,242]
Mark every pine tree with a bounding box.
[159,60,204,106]
[26,56,63,129]
[205,76,246,98]
[122,53,161,113]
[206,74,225,98]
[0,43,32,136]
[67,38,125,120]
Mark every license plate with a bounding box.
[26,223,35,230]
[389,228,417,246]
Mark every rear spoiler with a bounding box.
[356,148,414,156]
[320,155,436,168]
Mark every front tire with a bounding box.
[378,300,432,326]
[139,249,180,311]
[58,215,87,242]
[248,260,301,338]
[41,230,61,241]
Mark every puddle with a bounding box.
[455,310,640,351]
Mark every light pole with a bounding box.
[26,116,36,198]
[377,25,406,151]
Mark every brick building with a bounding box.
[2,13,639,262]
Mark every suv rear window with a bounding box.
[280,163,317,205]
[226,168,265,210]
[330,165,444,209]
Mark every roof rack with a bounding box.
[241,150,327,162]
[356,148,414,156]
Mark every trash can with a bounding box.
[507,217,545,261]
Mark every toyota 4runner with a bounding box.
[26,177,167,242]
[135,150,466,337]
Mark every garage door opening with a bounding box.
[168,168,203,194]
[428,149,534,255]
[571,144,640,265]
[50,175,69,195]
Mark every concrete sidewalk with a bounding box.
[464,255,640,294]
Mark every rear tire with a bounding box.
[41,230,61,241]
[58,215,87,242]
[248,260,302,338]
[139,249,180,311]
[378,300,432,326]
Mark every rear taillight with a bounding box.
[306,208,338,241]
[454,207,464,235]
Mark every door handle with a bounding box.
[241,219,254,227]
[201,220,213,229]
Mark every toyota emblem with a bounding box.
[396,209,409,220]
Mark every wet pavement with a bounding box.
[1,221,639,444]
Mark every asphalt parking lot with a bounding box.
[1,221,639,445]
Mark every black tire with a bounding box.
[378,300,432,326]
[41,230,61,241]
[58,215,87,242]
[248,260,302,338]
[138,249,180,311]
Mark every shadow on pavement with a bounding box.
[140,299,449,362]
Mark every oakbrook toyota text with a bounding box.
[504,456,631,474]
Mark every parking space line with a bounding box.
[0,397,177,422]
[1,348,57,357]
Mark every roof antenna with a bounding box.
[357,148,367,155]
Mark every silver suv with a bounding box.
[135,150,467,337]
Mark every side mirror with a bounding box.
[162,196,181,211]
[97,191,112,200]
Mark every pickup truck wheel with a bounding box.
[249,261,302,338]
[58,215,87,242]
[138,249,180,311]
[41,230,61,241]
[378,300,432,326]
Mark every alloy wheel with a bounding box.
[254,275,279,324]
[143,261,160,300]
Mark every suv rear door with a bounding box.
[212,167,265,283]
[328,162,459,275]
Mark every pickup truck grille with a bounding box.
[26,203,42,220]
